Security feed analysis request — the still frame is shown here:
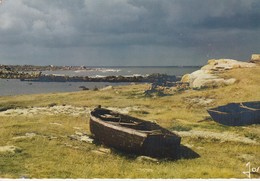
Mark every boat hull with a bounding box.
[90,108,181,158]
[207,101,260,126]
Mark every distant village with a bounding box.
[0,64,90,72]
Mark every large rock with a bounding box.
[181,74,191,83]
[188,70,236,89]
[251,54,260,64]
[181,59,254,89]
[201,59,256,71]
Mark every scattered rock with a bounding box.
[136,156,159,163]
[185,96,214,106]
[69,132,94,144]
[0,105,91,117]
[91,150,107,155]
[68,135,79,140]
[79,86,89,90]
[0,105,142,118]
[75,131,84,136]
[80,136,94,143]
[91,147,112,155]
[49,122,63,126]
[98,148,111,154]
[48,136,58,140]
[0,146,22,154]
[12,133,36,140]
[184,143,194,148]
[100,85,113,91]
[25,133,36,137]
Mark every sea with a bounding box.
[0,66,199,96]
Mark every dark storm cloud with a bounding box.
[0,0,259,65]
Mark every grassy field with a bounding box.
[0,66,259,178]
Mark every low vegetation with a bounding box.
[0,66,259,178]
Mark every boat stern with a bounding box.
[141,134,181,158]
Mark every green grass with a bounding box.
[0,66,260,178]
[170,125,192,132]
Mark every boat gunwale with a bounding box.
[207,102,260,114]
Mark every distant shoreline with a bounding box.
[0,64,201,72]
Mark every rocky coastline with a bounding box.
[0,65,180,84]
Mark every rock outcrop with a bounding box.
[250,54,260,64]
[181,59,256,89]
[201,59,256,71]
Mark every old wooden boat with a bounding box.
[207,101,260,126]
[90,107,181,158]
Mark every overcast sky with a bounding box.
[0,0,259,66]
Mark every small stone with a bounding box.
[49,136,58,140]
[136,156,159,163]
[0,146,22,154]
[75,131,83,136]
[100,85,113,91]
[91,150,106,155]
[68,135,79,140]
[224,78,237,85]
[98,148,111,154]
[25,133,36,137]
[80,136,94,143]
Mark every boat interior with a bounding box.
[211,101,260,114]
[91,108,167,134]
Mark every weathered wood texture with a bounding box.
[90,108,181,158]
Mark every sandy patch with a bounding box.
[175,130,258,145]
[0,105,91,117]
[12,133,37,140]
[0,105,140,117]
[107,106,141,114]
